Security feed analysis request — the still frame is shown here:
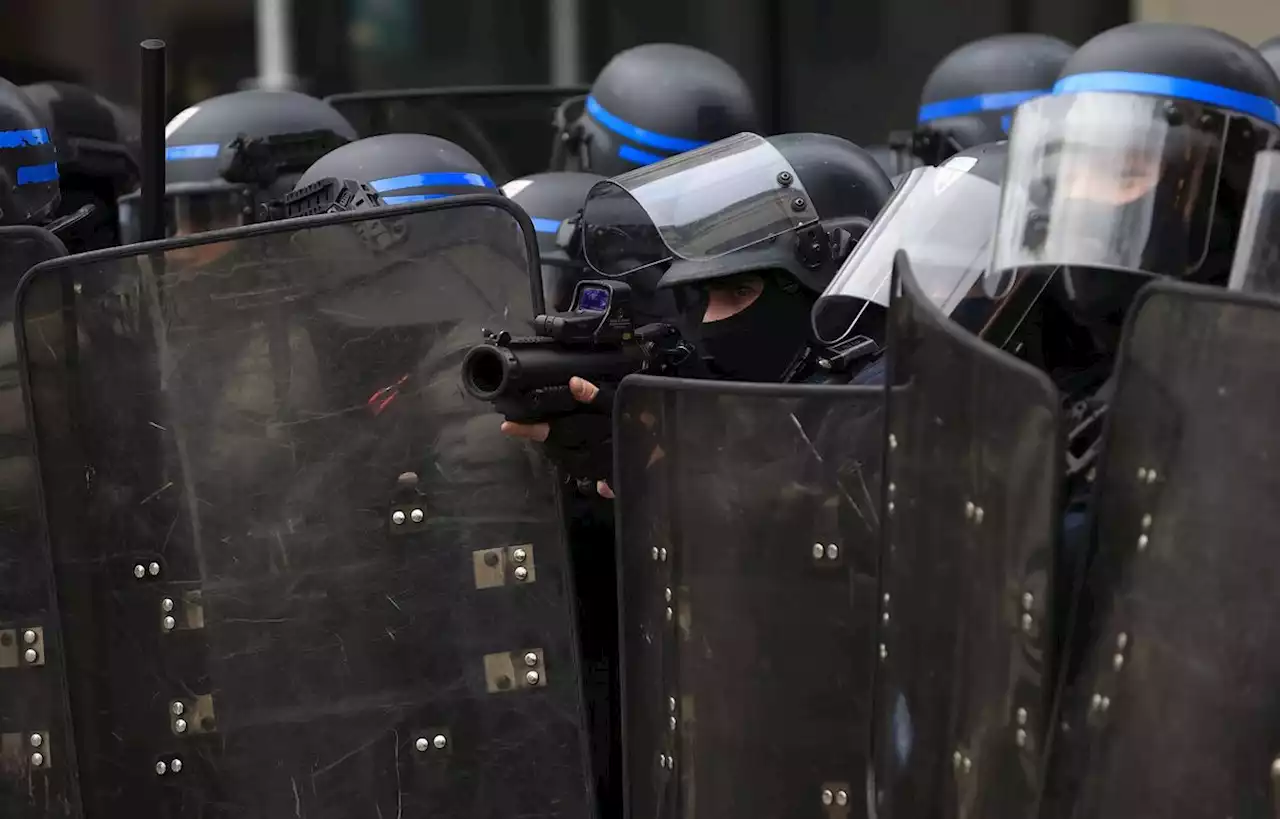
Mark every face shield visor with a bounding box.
[579,132,820,278]
[1229,149,1280,294]
[117,182,252,244]
[986,83,1274,296]
[812,157,1003,344]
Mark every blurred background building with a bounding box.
[0,0,1275,144]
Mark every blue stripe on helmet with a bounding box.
[618,144,668,166]
[166,143,221,161]
[0,128,51,148]
[585,95,710,155]
[370,172,496,193]
[381,194,451,204]
[917,89,1050,124]
[532,217,562,234]
[1053,71,1280,124]
[16,162,58,185]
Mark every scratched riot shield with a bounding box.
[0,226,76,818]
[16,197,595,819]
[874,251,1062,819]
[326,85,587,183]
[1036,280,1280,819]
[613,374,884,819]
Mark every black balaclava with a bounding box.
[695,272,816,382]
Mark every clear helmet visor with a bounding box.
[580,132,819,277]
[1229,149,1280,294]
[812,156,1002,344]
[986,92,1233,296]
[118,184,251,244]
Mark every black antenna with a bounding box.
[140,39,167,242]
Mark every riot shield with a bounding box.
[875,251,1062,819]
[325,85,588,184]
[0,226,77,819]
[1037,280,1280,819]
[16,198,594,819]
[613,374,884,819]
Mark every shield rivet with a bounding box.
[1112,653,1124,672]
[888,501,895,514]
[882,611,890,625]
[1271,757,1280,778]
[23,649,37,663]
[523,652,539,667]
[668,697,676,713]
[1016,729,1027,747]
[174,719,188,734]
[170,758,183,773]
[883,593,891,605]
[889,434,898,450]
[667,755,676,769]
[155,761,168,775]
[1137,467,1148,481]
[974,506,984,524]
[29,733,42,748]
[812,543,825,559]
[878,643,888,660]
[161,598,174,613]
[836,790,848,806]
[1090,693,1103,711]
[660,548,668,562]
[888,482,896,496]
[512,548,527,564]
[952,751,962,768]
[415,737,429,752]
[171,701,184,716]
[665,607,674,622]
[1022,592,1034,610]
[162,616,176,632]
[777,171,793,186]
[665,587,673,602]
[410,508,424,523]
[433,734,447,749]
[821,789,834,806]
[133,564,147,579]
[1116,633,1128,650]
[1016,707,1027,725]
[1021,614,1033,633]
[391,510,406,525]
[964,501,975,519]
[658,753,668,768]
[1145,469,1158,484]
[1137,535,1149,552]
[148,562,161,577]
[22,629,36,645]
[791,197,807,212]
[652,547,660,561]
[1100,696,1111,711]
[826,544,839,560]
[514,566,529,581]
[525,670,541,686]
[963,757,972,773]
[1141,514,1153,530]
[669,716,677,730]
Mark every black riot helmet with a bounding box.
[295,132,497,203]
[553,43,759,177]
[1260,36,1280,80]
[118,89,356,244]
[502,171,603,311]
[580,132,893,381]
[22,82,140,249]
[0,77,60,227]
[990,22,1280,341]
[906,34,1074,166]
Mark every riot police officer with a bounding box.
[552,43,760,176]
[869,33,1074,176]
[22,81,139,250]
[503,170,604,312]
[118,88,356,243]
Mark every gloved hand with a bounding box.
[500,377,616,498]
